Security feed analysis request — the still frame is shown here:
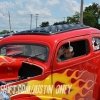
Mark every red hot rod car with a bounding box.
[0,24,100,100]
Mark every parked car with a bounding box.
[0,37,3,40]
[3,34,12,38]
[0,24,100,100]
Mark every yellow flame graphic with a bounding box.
[0,56,16,65]
[6,68,95,100]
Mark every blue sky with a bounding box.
[0,0,100,32]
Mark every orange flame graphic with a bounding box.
[2,69,94,100]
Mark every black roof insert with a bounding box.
[13,24,90,35]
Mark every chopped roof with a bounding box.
[13,24,90,35]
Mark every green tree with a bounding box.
[84,3,100,29]
[66,12,80,24]
[53,21,66,25]
[53,12,79,25]
[65,3,100,29]
[83,12,96,27]
[0,30,10,34]
[40,21,49,27]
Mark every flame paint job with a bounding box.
[0,56,16,64]
[0,27,100,100]
[0,56,22,81]
[5,69,94,100]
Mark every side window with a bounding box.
[56,40,89,62]
[92,38,100,51]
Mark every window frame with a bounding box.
[56,38,90,63]
[92,37,100,52]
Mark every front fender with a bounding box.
[0,56,22,81]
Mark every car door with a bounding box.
[90,35,100,99]
[52,35,96,100]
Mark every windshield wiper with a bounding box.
[7,52,23,56]
[26,53,42,60]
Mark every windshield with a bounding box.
[0,44,48,61]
